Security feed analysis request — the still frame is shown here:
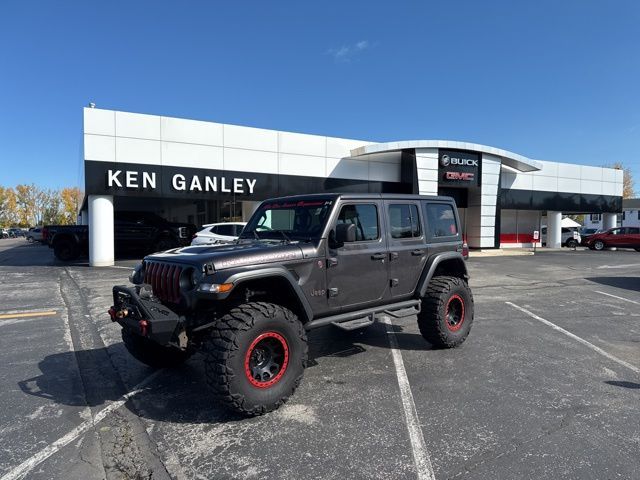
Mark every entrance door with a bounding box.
[326,202,389,311]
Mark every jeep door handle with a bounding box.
[371,253,386,260]
[389,252,399,261]
[411,249,425,256]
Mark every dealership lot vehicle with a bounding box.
[541,226,581,248]
[190,222,246,245]
[0,239,638,480]
[112,194,473,415]
[586,226,640,251]
[27,226,44,243]
[45,211,196,261]
[579,227,600,246]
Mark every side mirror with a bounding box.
[335,223,356,244]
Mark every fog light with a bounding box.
[197,283,233,293]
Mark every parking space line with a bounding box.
[594,291,640,305]
[506,302,640,375]
[0,310,56,320]
[0,369,163,480]
[382,316,436,480]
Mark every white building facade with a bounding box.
[81,108,623,266]
[584,199,640,230]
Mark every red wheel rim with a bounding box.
[244,332,289,388]
[445,294,465,332]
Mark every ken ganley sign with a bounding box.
[439,150,480,187]
[106,169,257,194]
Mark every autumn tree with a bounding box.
[605,162,636,198]
[60,187,82,224]
[0,187,19,227]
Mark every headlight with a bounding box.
[191,268,201,288]
[129,263,145,284]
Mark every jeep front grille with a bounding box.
[144,262,183,304]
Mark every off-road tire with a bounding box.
[121,328,193,368]
[53,238,79,261]
[418,276,474,348]
[593,240,605,251]
[203,302,308,416]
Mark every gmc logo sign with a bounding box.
[445,171,475,181]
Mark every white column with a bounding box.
[241,201,260,222]
[546,211,562,248]
[89,195,114,267]
[415,148,439,195]
[602,213,617,230]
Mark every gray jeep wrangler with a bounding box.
[110,193,473,415]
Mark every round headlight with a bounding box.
[129,263,145,285]
[190,268,201,288]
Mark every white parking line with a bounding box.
[506,302,640,375]
[595,290,640,305]
[382,316,436,480]
[0,370,162,480]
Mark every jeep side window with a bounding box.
[337,204,379,241]
[389,204,421,239]
[425,203,458,238]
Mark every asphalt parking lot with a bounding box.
[0,238,638,480]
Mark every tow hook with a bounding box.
[108,307,129,321]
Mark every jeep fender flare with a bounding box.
[416,252,469,298]
[220,267,314,322]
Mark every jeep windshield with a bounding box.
[240,198,334,242]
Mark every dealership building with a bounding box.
[80,107,623,266]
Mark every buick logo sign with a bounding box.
[440,154,479,167]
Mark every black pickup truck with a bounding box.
[111,193,473,416]
[45,211,196,261]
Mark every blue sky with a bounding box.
[1,0,639,190]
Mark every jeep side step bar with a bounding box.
[304,299,421,331]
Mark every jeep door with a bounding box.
[326,201,389,311]
[385,201,427,298]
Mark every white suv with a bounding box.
[191,222,246,246]
[541,227,581,247]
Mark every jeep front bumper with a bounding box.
[109,285,182,345]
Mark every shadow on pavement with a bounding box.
[19,321,435,424]
[605,380,640,389]
[585,276,640,292]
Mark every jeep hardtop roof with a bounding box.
[261,193,456,203]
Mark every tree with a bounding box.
[605,162,635,198]
[0,187,19,227]
[14,184,40,226]
[60,187,82,224]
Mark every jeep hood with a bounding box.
[144,241,307,270]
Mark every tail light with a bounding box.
[462,243,469,260]
[42,227,48,241]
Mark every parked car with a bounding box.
[45,211,197,261]
[111,193,473,416]
[541,226,581,248]
[1,228,8,239]
[586,227,640,251]
[27,227,44,243]
[8,228,25,238]
[579,227,601,246]
[191,222,246,245]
